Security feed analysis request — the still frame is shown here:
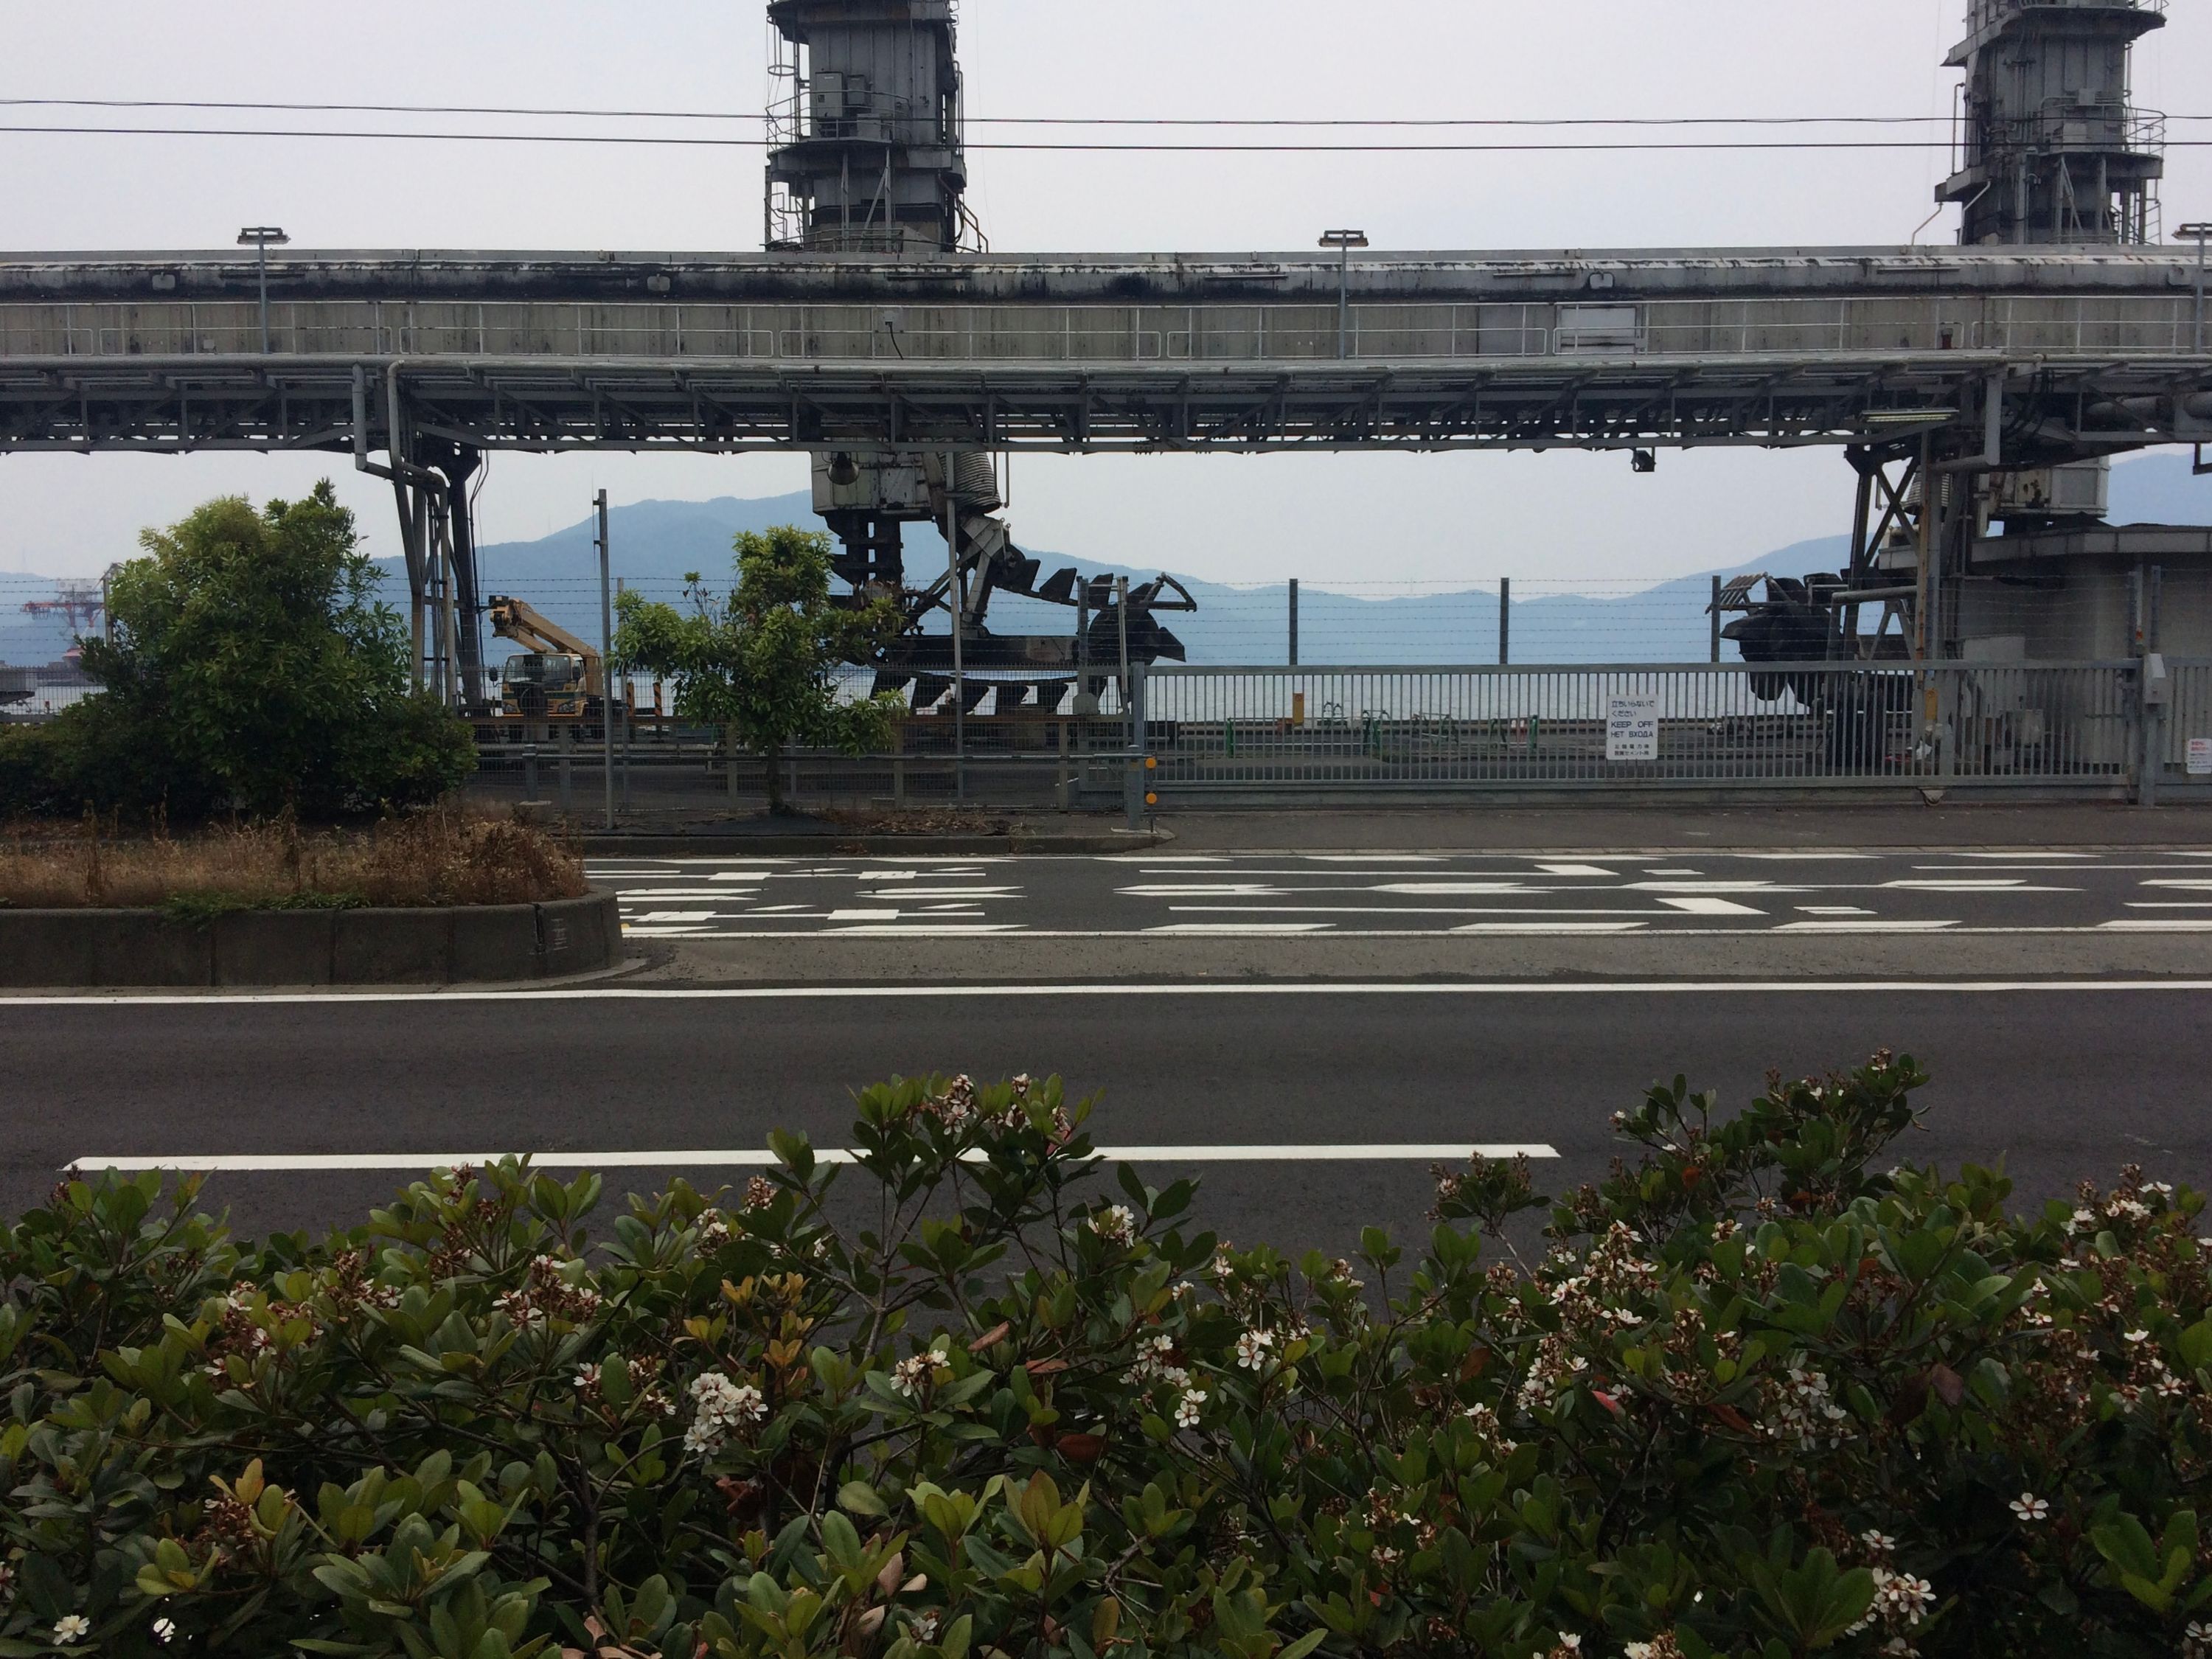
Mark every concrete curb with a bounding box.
[581,830,1170,857]
[0,892,622,988]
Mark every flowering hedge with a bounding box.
[3,1057,2211,1659]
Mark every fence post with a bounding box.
[1498,579,1511,666]
[1710,575,1722,664]
[1288,579,1299,668]
[557,724,574,815]
[726,726,740,813]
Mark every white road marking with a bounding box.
[1118,884,1290,897]
[1646,869,1703,877]
[2127,902,2212,908]
[1147,922,1335,934]
[1304,855,1441,863]
[1626,881,1787,894]
[821,924,1023,936]
[2101,919,2212,931]
[1798,906,1876,917]
[2142,880,2212,891]
[828,911,904,922]
[68,1143,1563,1175]
[1882,879,2039,891]
[1165,906,1652,917]
[636,911,720,924]
[616,891,762,900]
[1774,919,1960,933]
[860,888,1020,900]
[622,926,715,937]
[1449,922,1648,935]
[1658,897,1767,916]
[1535,864,1616,877]
[1371,883,1538,896]
[14,980,2212,1008]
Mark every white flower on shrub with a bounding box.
[684,1371,766,1455]
[152,1617,177,1644]
[1088,1205,1136,1245]
[2110,1199,2152,1222]
[1175,1387,1206,1428]
[1860,1528,1896,1558]
[1849,1569,1935,1637]
[1770,1365,1848,1448]
[891,1354,939,1399]
[1235,1329,1276,1370]
[52,1616,91,1644]
[2009,1492,2049,1522]
[2185,1620,2212,1659]
[2070,1208,2096,1233]
[911,1613,941,1643]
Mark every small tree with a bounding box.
[5,483,476,821]
[615,524,900,813]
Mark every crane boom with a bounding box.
[487,595,604,698]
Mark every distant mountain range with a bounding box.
[6,453,2209,672]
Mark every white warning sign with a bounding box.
[2188,738,2212,776]
[1606,696,1661,762]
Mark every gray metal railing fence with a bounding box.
[463,658,2212,813]
[1131,661,2157,795]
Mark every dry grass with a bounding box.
[0,807,588,911]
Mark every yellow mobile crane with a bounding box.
[487,596,604,719]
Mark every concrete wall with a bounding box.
[0,891,620,989]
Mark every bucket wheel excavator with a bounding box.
[815,448,1194,714]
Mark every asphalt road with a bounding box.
[597,848,2212,941]
[7,981,2208,1257]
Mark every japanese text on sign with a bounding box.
[1606,696,1660,762]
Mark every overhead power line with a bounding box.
[4,97,2211,128]
[13,122,2212,153]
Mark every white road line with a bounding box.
[821,924,1024,936]
[2101,919,2212,931]
[1658,897,1767,916]
[1450,922,1648,935]
[1534,864,1617,877]
[1163,905,1650,917]
[1371,883,1539,895]
[66,1143,1562,1175]
[0,978,2204,1008]
[1774,919,1960,933]
[1147,923,1335,934]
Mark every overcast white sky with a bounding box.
[4,1,2206,585]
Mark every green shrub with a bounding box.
[3,1057,2208,1658]
[5,483,475,821]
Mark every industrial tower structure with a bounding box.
[1937,0,2166,246]
[767,0,1190,706]
[764,0,979,255]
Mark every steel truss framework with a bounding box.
[1,352,2207,459]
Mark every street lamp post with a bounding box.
[1318,229,1369,360]
[235,226,290,352]
[2181,223,2212,356]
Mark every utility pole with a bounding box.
[236,226,289,353]
[596,490,615,832]
[945,491,964,801]
[1319,230,1369,360]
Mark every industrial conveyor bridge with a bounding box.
[0,246,2206,459]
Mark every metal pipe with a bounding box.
[597,489,615,832]
[1287,577,1299,667]
[1498,578,1511,666]
[1710,574,1722,664]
